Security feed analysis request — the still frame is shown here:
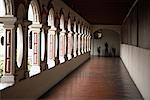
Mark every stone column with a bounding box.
[73,32,77,57]
[21,20,31,78]
[81,34,84,54]
[47,26,57,68]
[0,16,16,84]
[67,31,73,60]
[84,34,87,53]
[59,29,66,63]
[87,35,89,52]
[28,22,42,77]
[89,35,91,51]
[78,33,81,55]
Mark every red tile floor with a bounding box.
[40,57,143,100]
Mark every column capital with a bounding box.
[61,28,66,33]
[15,20,32,28]
[28,23,42,32]
[0,17,16,29]
[60,29,66,35]
[0,16,16,24]
[68,31,73,34]
[49,26,57,31]
[74,32,78,35]
[77,33,81,35]
[48,29,56,35]
[23,20,32,27]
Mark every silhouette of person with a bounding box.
[105,42,109,56]
[97,46,101,57]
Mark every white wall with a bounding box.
[91,29,120,56]
[120,44,150,100]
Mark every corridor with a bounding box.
[40,57,143,100]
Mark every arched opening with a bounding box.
[48,8,54,27]
[28,1,39,22]
[0,0,6,16]
[28,0,41,77]
[16,24,23,68]
[28,4,34,22]
[60,14,65,30]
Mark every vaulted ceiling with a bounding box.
[63,0,135,25]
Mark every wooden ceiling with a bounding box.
[63,0,135,25]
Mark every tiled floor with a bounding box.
[40,57,143,100]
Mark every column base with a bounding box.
[59,56,65,63]
[29,65,40,77]
[47,59,55,69]
[67,54,72,60]
[0,75,14,90]
[78,51,81,55]
[81,50,84,54]
[0,74,14,83]
[73,52,77,57]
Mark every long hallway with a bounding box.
[40,57,143,100]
